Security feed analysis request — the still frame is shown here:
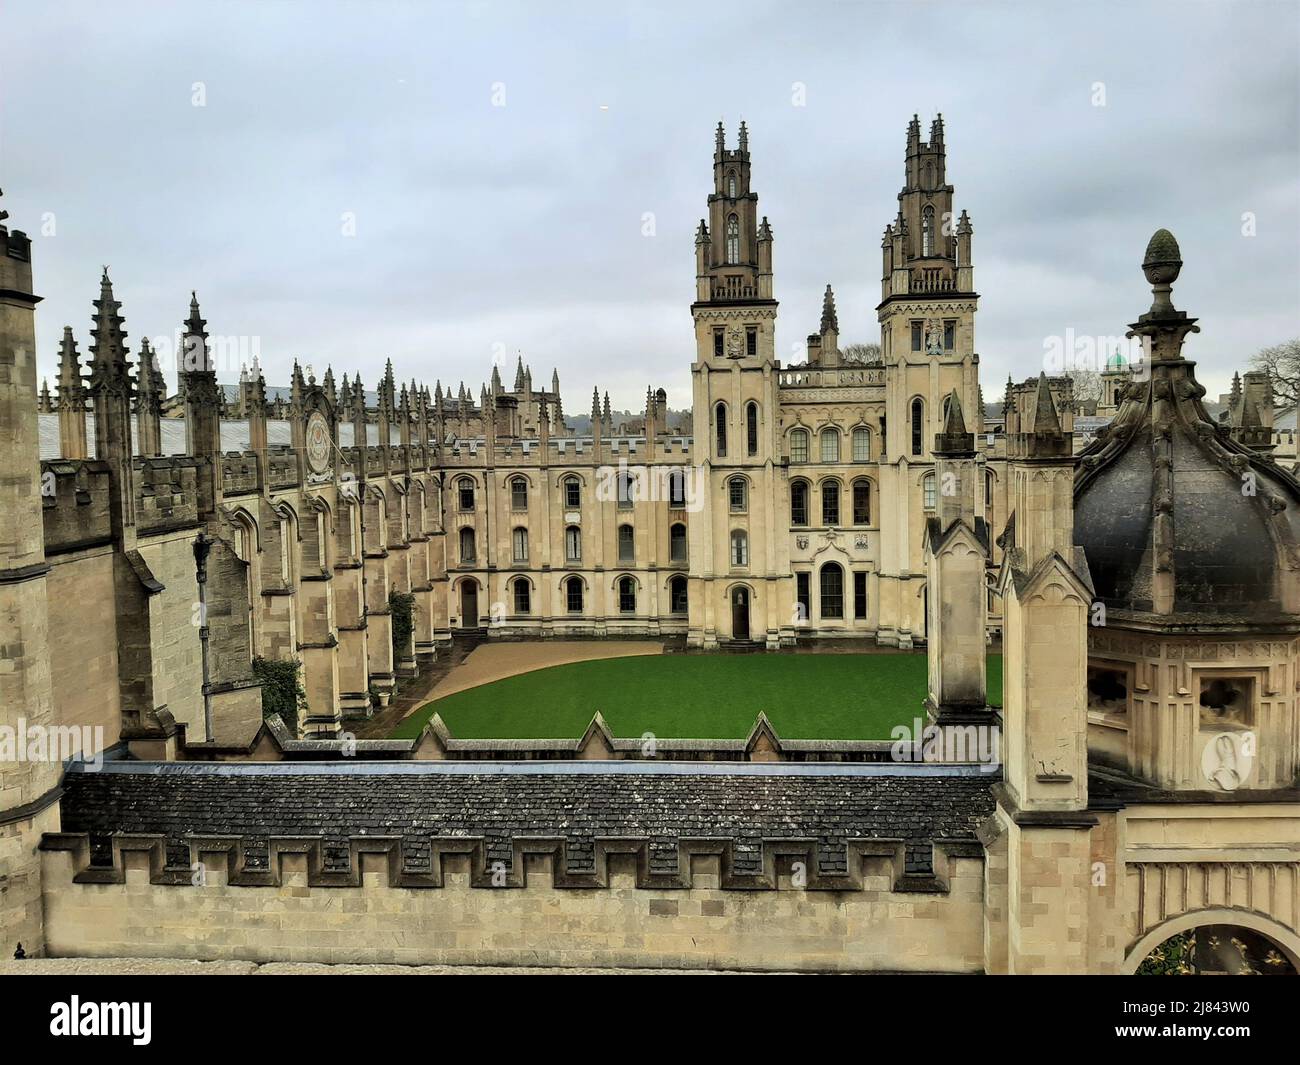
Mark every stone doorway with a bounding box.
[731,586,750,641]
[459,580,479,629]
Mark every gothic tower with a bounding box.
[688,122,788,648]
[873,115,983,646]
[878,114,979,457]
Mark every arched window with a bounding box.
[513,577,531,614]
[565,525,581,563]
[670,522,687,562]
[730,530,749,567]
[459,525,476,564]
[911,398,924,456]
[512,526,528,563]
[728,476,748,513]
[618,523,634,562]
[617,470,635,509]
[727,171,737,198]
[668,468,687,508]
[715,402,728,457]
[852,427,871,462]
[746,401,759,455]
[726,214,740,264]
[457,477,475,511]
[670,575,688,614]
[790,480,809,526]
[922,205,935,256]
[821,428,840,463]
[821,480,840,526]
[820,562,844,619]
[923,473,937,511]
[565,576,584,614]
[563,476,581,508]
[789,428,809,463]
[618,576,637,614]
[852,479,871,525]
[510,476,528,510]
[277,512,294,584]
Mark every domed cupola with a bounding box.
[1074,231,1300,622]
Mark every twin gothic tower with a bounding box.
[687,115,984,650]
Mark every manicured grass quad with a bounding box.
[392,653,1004,741]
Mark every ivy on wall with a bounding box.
[389,590,418,652]
[252,656,308,734]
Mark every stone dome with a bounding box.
[1073,232,1300,621]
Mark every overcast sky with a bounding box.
[4,0,1298,411]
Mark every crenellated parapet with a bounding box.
[134,457,200,534]
[40,460,113,553]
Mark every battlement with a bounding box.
[2,225,32,262]
[265,447,300,490]
[222,452,260,494]
[439,434,694,468]
[0,224,34,292]
[135,456,201,533]
[40,460,112,553]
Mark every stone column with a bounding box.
[0,212,61,958]
[924,390,990,734]
[996,372,1096,974]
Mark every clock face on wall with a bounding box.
[305,410,332,474]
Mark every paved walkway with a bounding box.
[398,640,663,727]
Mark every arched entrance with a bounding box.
[1126,910,1300,975]
[459,580,479,629]
[731,586,750,640]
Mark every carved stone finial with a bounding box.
[1142,229,1182,315]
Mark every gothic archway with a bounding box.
[1125,909,1300,975]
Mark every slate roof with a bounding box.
[59,764,997,882]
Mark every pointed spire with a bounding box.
[714,120,725,158]
[820,284,838,333]
[738,120,748,153]
[38,378,52,413]
[89,269,131,388]
[943,389,967,436]
[57,326,84,405]
[602,391,612,431]
[933,389,974,456]
[513,354,525,392]
[551,367,560,395]
[138,336,164,398]
[591,386,600,422]
[1031,373,1061,434]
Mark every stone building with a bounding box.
[2,124,1299,973]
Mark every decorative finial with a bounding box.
[1142,229,1182,315]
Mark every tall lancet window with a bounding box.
[726,214,740,264]
[727,171,737,198]
[922,205,935,257]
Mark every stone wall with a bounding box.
[39,847,987,972]
[45,547,121,752]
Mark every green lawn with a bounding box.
[391,652,1003,741]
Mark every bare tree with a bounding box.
[841,342,881,365]
[1251,339,1300,408]
[1065,367,1102,404]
